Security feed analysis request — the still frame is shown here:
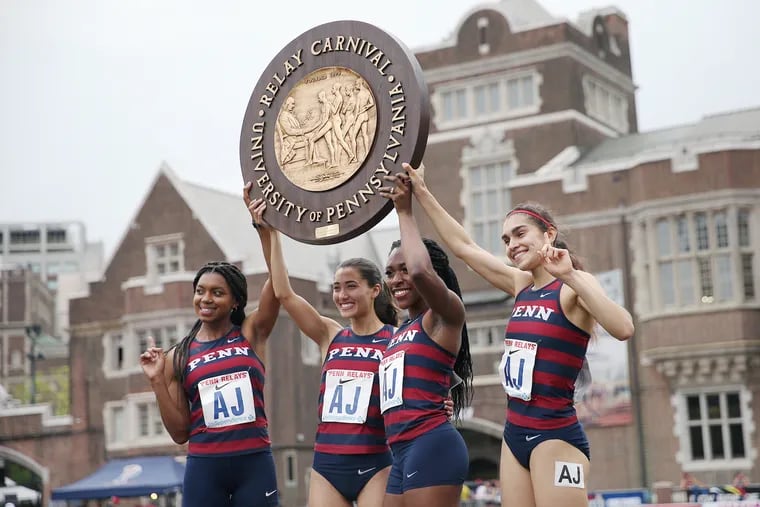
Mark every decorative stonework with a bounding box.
[648,342,760,387]
[461,127,515,166]
[274,67,377,192]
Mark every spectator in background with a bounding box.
[681,472,708,500]
[731,472,749,496]
[473,481,488,507]
[460,482,472,506]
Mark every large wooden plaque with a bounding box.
[240,20,430,244]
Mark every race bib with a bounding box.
[321,369,374,424]
[498,339,537,401]
[198,372,256,428]
[379,351,404,413]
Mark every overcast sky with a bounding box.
[1,0,759,259]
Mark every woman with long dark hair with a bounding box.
[140,192,280,507]
[378,171,473,507]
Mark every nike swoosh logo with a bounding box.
[215,382,231,391]
[372,339,385,343]
[338,378,354,384]
[539,292,552,298]
[358,467,376,475]
[406,471,418,478]
[525,434,541,441]
[508,349,519,355]
[227,338,238,343]
[265,490,277,497]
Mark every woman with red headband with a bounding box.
[398,162,633,507]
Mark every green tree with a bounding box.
[8,365,70,415]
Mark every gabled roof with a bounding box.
[162,163,253,265]
[159,163,399,283]
[574,106,760,167]
[511,106,760,192]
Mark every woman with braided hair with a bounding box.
[139,214,281,507]
[378,170,473,507]
[399,162,634,507]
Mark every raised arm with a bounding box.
[250,222,279,341]
[564,270,634,341]
[241,276,279,360]
[245,192,342,354]
[140,340,190,444]
[241,184,281,356]
[382,172,465,354]
[540,233,634,341]
[403,163,531,296]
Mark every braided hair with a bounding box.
[389,238,473,418]
[172,261,248,386]
[337,258,399,326]
[508,202,585,270]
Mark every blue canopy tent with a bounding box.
[51,456,184,501]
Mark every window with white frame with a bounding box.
[284,450,298,487]
[441,88,467,122]
[136,401,165,437]
[109,333,124,370]
[738,209,755,299]
[506,75,535,110]
[468,320,505,353]
[11,350,22,369]
[474,82,500,116]
[435,70,542,128]
[104,319,190,374]
[105,395,173,450]
[582,75,629,133]
[145,234,185,279]
[136,325,180,353]
[477,16,490,55]
[676,388,751,468]
[652,207,755,309]
[468,162,514,255]
[108,405,126,444]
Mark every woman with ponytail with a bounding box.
[401,162,634,507]
[378,171,473,507]
[246,183,440,507]
[139,187,281,507]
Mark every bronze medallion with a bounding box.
[240,20,430,244]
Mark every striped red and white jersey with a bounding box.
[501,278,591,430]
[183,326,270,457]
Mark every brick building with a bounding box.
[2,0,758,505]
[41,164,395,506]
[0,266,73,502]
[413,0,759,494]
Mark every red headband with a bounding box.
[507,209,554,229]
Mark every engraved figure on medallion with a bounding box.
[274,67,377,192]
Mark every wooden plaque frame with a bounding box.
[239,20,429,244]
